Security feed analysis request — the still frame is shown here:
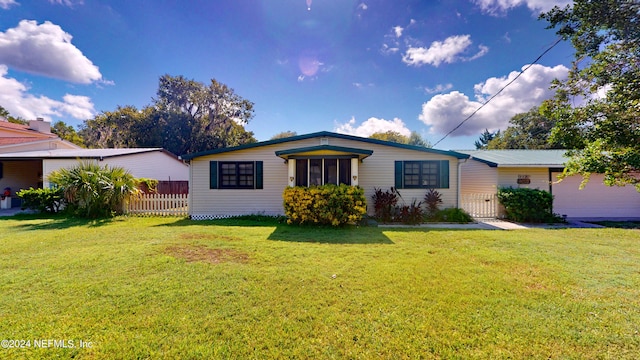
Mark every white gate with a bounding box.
[462,193,499,218]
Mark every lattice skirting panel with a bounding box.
[190,213,285,221]
[190,214,233,220]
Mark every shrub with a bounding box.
[497,187,558,223]
[48,161,139,218]
[283,184,367,226]
[17,187,65,213]
[429,208,473,223]
[371,187,400,223]
[396,199,424,225]
[137,178,159,193]
[423,189,443,216]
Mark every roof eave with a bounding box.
[182,131,470,160]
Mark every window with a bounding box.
[295,159,307,187]
[395,160,449,189]
[209,161,263,189]
[295,158,352,187]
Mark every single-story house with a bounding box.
[0,148,189,207]
[181,131,469,219]
[458,149,640,218]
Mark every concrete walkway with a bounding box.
[379,217,636,230]
[0,208,35,217]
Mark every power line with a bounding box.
[432,38,562,147]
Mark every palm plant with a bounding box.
[48,161,139,218]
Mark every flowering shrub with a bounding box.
[283,184,367,226]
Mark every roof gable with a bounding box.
[181,131,469,160]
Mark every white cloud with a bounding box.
[393,26,404,38]
[48,0,84,6]
[59,94,94,119]
[424,83,454,94]
[353,82,374,89]
[0,65,96,121]
[402,35,487,67]
[381,43,400,54]
[465,45,489,61]
[334,116,411,137]
[0,0,18,9]
[472,0,572,15]
[357,2,367,10]
[0,20,102,84]
[418,63,569,136]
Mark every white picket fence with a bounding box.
[461,193,500,218]
[127,194,189,216]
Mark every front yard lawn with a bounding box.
[1,215,639,358]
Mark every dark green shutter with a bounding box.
[255,161,263,189]
[439,160,449,188]
[209,161,218,189]
[394,161,403,189]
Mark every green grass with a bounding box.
[1,215,640,359]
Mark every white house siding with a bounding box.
[190,144,290,217]
[98,152,188,181]
[460,160,497,195]
[189,136,460,217]
[552,173,640,218]
[42,152,188,187]
[497,167,550,191]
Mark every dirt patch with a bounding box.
[165,244,250,264]
[179,233,241,241]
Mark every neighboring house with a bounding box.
[0,118,79,153]
[0,118,189,208]
[458,150,640,218]
[0,148,188,192]
[181,131,469,219]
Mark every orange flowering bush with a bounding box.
[283,184,367,226]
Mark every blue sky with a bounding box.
[0,0,575,150]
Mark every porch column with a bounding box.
[288,159,296,187]
[351,158,359,186]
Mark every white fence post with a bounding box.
[127,193,189,216]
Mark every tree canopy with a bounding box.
[474,129,499,149]
[52,121,85,147]
[80,75,256,155]
[540,1,640,189]
[369,130,432,147]
[483,107,565,150]
[0,105,26,124]
[270,131,298,140]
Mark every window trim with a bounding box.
[209,161,263,190]
[219,161,255,189]
[395,160,449,189]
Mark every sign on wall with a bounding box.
[517,174,531,184]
